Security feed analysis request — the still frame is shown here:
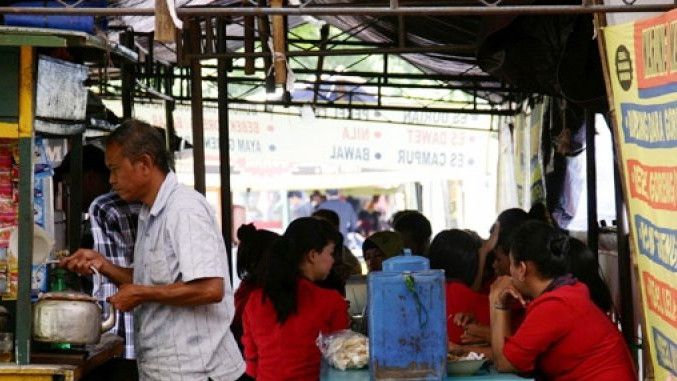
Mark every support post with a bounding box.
[68,135,83,253]
[164,66,176,159]
[189,21,206,194]
[312,24,330,106]
[121,30,135,119]
[613,136,636,354]
[16,46,35,365]
[585,109,598,255]
[217,18,234,285]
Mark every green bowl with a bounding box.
[447,359,486,376]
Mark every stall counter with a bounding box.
[321,363,532,381]
[0,333,123,381]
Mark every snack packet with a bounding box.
[317,329,369,371]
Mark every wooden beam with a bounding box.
[270,0,286,85]
[256,0,276,93]
[155,0,176,43]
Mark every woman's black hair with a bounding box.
[261,217,339,324]
[392,210,432,256]
[495,208,530,252]
[428,229,481,286]
[566,238,613,313]
[312,209,341,231]
[236,224,279,283]
[510,221,569,279]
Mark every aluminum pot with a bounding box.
[32,291,116,345]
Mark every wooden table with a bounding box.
[0,333,123,381]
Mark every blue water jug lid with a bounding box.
[382,248,430,272]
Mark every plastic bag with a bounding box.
[317,329,369,370]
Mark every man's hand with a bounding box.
[59,249,109,276]
[108,284,146,312]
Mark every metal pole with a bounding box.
[172,97,516,116]
[612,131,636,354]
[190,44,477,59]
[585,110,598,255]
[164,66,176,164]
[0,4,673,16]
[121,30,135,119]
[190,59,206,194]
[187,19,207,195]
[180,65,498,82]
[68,135,83,253]
[313,24,330,106]
[217,18,234,285]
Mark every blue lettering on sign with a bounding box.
[652,327,677,376]
[634,214,677,272]
[330,145,370,161]
[620,101,677,148]
[228,139,262,153]
[397,150,466,167]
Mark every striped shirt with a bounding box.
[133,172,245,381]
[89,192,141,360]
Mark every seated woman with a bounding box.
[242,217,350,381]
[232,224,279,348]
[566,238,613,315]
[428,229,490,345]
[490,221,635,380]
[362,231,404,273]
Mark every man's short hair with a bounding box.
[312,209,340,231]
[107,119,171,174]
[392,210,432,244]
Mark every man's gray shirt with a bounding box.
[133,172,245,381]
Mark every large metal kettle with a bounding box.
[32,291,116,345]
[32,266,116,345]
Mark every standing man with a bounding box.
[62,120,245,381]
[56,145,141,380]
[317,189,358,237]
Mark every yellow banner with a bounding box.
[603,10,677,380]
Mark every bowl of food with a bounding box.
[447,351,486,376]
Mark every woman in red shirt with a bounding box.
[232,224,279,349]
[428,229,490,345]
[490,221,635,381]
[242,217,350,381]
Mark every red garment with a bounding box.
[232,279,258,347]
[242,277,350,381]
[503,282,635,381]
[445,281,490,343]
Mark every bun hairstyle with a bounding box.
[236,223,279,282]
[261,217,339,324]
[548,234,571,259]
[510,221,569,279]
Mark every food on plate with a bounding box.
[447,350,485,362]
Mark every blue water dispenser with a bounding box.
[368,249,447,380]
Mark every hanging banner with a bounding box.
[603,10,676,380]
[126,103,494,189]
